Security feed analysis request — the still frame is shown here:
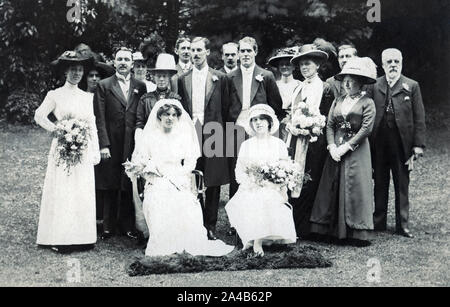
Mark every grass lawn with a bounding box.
[0,106,448,287]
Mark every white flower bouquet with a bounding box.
[281,99,326,143]
[52,115,91,174]
[245,159,310,193]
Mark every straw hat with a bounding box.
[290,44,329,66]
[246,104,280,136]
[149,53,177,74]
[334,57,377,84]
[267,47,299,66]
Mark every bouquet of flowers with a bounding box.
[123,159,180,191]
[52,115,91,174]
[245,159,310,193]
[281,98,326,143]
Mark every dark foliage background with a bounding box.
[0,0,448,123]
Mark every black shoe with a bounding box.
[374,225,387,231]
[207,230,217,240]
[125,231,138,241]
[226,228,236,236]
[136,232,147,246]
[396,228,414,238]
[100,231,113,240]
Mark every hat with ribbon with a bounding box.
[246,104,280,136]
[150,53,178,74]
[334,57,377,84]
[290,44,329,66]
[267,46,299,66]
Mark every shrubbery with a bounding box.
[2,90,42,125]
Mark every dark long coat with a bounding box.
[93,74,146,191]
[310,95,376,230]
[177,67,230,187]
[368,75,426,161]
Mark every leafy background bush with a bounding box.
[2,90,42,125]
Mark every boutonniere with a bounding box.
[402,83,410,92]
[404,96,411,101]
[255,74,264,82]
[212,75,219,82]
[133,89,139,95]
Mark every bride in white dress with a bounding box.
[34,51,100,252]
[225,104,297,256]
[133,99,234,257]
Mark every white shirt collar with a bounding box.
[63,81,79,90]
[116,72,131,82]
[241,64,255,75]
[304,74,320,85]
[387,74,401,88]
[179,61,192,70]
[224,66,237,74]
[193,64,209,75]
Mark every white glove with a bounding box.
[336,143,352,158]
[328,144,341,162]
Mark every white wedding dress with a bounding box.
[135,99,234,257]
[35,82,100,245]
[225,135,297,249]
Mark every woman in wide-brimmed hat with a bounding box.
[286,43,336,238]
[309,57,377,246]
[34,51,101,253]
[79,52,115,94]
[225,104,297,257]
[132,51,157,93]
[267,47,302,110]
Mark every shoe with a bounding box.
[226,228,236,236]
[396,228,414,238]
[100,231,113,240]
[125,231,138,240]
[207,230,217,240]
[136,232,147,246]
[374,225,387,231]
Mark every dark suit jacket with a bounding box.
[326,76,344,100]
[177,67,230,187]
[227,65,284,122]
[368,75,426,161]
[94,74,146,190]
[171,63,192,94]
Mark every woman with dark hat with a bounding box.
[34,51,101,253]
[286,43,335,238]
[267,47,302,111]
[80,54,115,94]
[310,57,377,246]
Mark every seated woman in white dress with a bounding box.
[34,51,100,253]
[225,104,297,257]
[133,99,234,257]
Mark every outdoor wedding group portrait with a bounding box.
[0,0,448,288]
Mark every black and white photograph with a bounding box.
[0,0,448,290]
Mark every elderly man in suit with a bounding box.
[227,36,284,199]
[177,37,230,240]
[219,42,239,74]
[94,47,147,240]
[326,43,358,98]
[369,48,426,238]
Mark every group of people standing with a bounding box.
[33,34,425,257]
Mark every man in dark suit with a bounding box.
[369,48,426,238]
[171,37,192,94]
[94,47,147,240]
[219,42,239,74]
[227,36,284,198]
[177,37,230,240]
[326,43,358,98]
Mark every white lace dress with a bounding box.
[35,82,100,245]
[225,136,297,248]
[140,129,234,257]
